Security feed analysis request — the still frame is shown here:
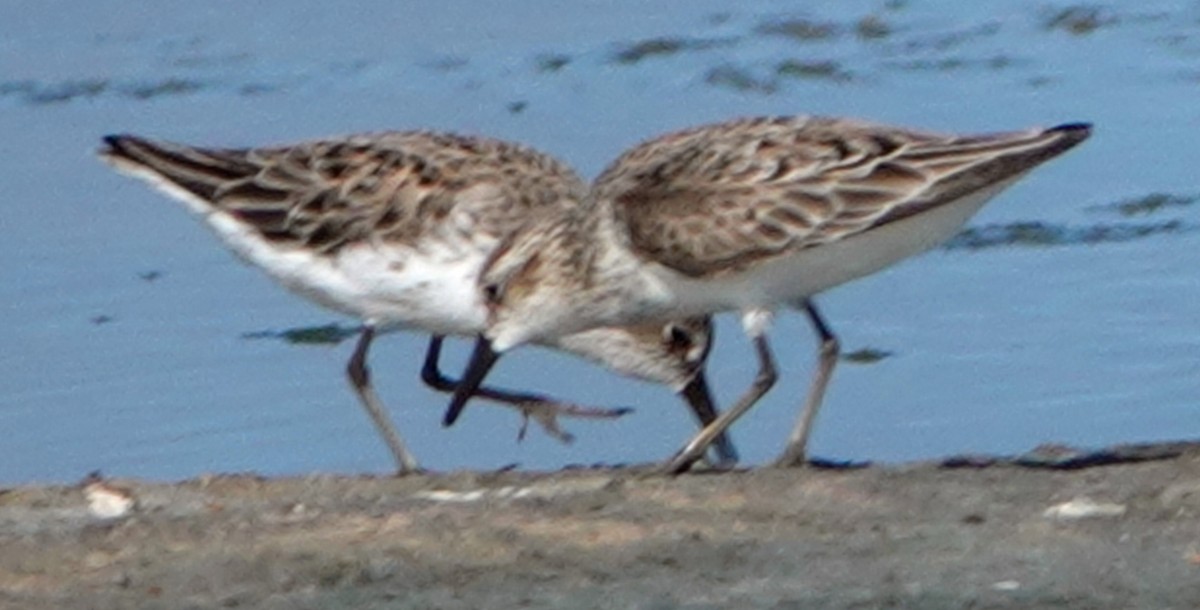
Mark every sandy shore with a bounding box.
[3,441,1199,609]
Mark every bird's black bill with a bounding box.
[442,336,500,427]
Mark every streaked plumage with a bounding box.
[98,131,737,474]
[601,117,1088,279]
[445,115,1091,473]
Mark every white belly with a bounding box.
[658,176,1024,313]
[117,158,493,337]
[203,209,491,335]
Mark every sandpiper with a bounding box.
[99,131,737,473]
[443,115,1091,473]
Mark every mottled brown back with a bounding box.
[101,131,587,254]
[593,116,1090,276]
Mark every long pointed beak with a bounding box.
[442,336,500,427]
[680,370,740,466]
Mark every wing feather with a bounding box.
[595,116,1090,276]
[100,132,586,254]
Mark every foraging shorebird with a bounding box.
[443,115,1091,473]
[99,131,737,474]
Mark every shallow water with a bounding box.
[2,0,1197,483]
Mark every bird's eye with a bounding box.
[482,283,502,304]
[666,324,691,349]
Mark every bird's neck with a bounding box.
[570,200,676,328]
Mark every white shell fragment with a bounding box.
[84,480,136,519]
[1042,496,1126,520]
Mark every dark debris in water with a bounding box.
[124,78,205,100]
[943,219,1187,251]
[776,59,854,82]
[507,100,528,114]
[612,36,738,64]
[755,18,839,42]
[807,457,872,470]
[895,22,1002,53]
[1089,192,1199,217]
[0,77,210,105]
[33,80,109,103]
[855,15,892,40]
[943,442,1188,470]
[887,55,1021,72]
[1044,5,1116,35]
[535,54,572,73]
[842,348,894,364]
[707,59,856,94]
[1015,442,1184,469]
[91,314,115,326]
[755,13,893,44]
[705,65,777,94]
[242,323,361,346]
[1,79,108,104]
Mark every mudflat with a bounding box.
[3,442,1199,609]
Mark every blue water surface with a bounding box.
[1,0,1197,483]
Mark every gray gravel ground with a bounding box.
[3,442,1200,609]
